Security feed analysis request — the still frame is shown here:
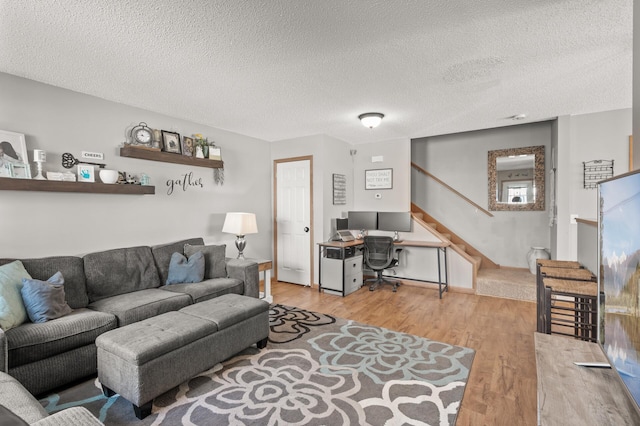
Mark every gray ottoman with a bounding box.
[95,294,269,419]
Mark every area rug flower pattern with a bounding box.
[40,304,475,425]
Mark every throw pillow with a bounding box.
[184,243,227,279]
[21,271,73,323]
[0,260,31,331]
[166,251,205,285]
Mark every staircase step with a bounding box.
[471,255,482,270]
[441,233,451,240]
[427,222,437,229]
[456,244,466,252]
[413,212,424,219]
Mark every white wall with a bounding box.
[412,122,552,268]
[0,73,272,259]
[553,109,631,261]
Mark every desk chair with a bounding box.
[363,236,402,292]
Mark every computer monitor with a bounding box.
[377,211,412,232]
[347,211,378,231]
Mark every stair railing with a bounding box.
[411,162,494,218]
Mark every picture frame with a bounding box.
[77,164,95,182]
[0,129,28,168]
[333,173,346,205]
[152,129,163,150]
[365,168,393,190]
[10,163,32,179]
[181,136,194,157]
[0,162,12,178]
[161,130,181,154]
[209,146,222,161]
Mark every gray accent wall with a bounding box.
[0,73,272,259]
[412,122,552,268]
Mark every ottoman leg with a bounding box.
[102,385,116,397]
[133,401,153,420]
[257,337,268,349]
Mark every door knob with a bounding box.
[304,227,310,232]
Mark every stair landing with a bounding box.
[477,268,536,302]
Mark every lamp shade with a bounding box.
[358,112,384,129]
[222,212,258,235]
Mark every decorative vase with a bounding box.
[202,145,209,158]
[527,246,550,274]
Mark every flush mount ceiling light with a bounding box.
[358,112,384,129]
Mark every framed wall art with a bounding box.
[365,168,393,190]
[0,129,28,167]
[161,130,181,154]
[333,173,346,205]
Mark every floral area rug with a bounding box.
[39,304,475,425]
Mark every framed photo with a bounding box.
[161,130,181,154]
[209,146,222,161]
[182,136,194,157]
[0,129,28,168]
[0,162,13,178]
[77,164,95,182]
[365,168,393,190]
[10,163,32,179]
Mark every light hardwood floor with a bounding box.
[271,281,538,426]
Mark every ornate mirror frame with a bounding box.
[488,145,545,211]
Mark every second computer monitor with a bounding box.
[377,211,412,232]
[347,211,378,231]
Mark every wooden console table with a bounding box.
[535,333,640,425]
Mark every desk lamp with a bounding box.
[222,212,258,259]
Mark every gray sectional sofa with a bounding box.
[0,237,259,397]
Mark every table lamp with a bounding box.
[222,212,258,259]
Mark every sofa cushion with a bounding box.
[0,261,30,331]
[5,308,116,368]
[88,289,191,327]
[21,272,73,323]
[184,243,227,279]
[83,246,161,303]
[0,371,48,424]
[166,252,205,285]
[160,277,244,304]
[151,238,204,287]
[0,256,89,309]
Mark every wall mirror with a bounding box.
[488,145,545,211]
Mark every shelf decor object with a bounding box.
[222,212,258,259]
[583,159,613,189]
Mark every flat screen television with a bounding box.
[599,169,640,410]
[347,211,378,231]
[377,211,412,232]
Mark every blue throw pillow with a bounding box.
[21,271,72,323]
[166,251,205,285]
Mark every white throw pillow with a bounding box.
[0,260,31,330]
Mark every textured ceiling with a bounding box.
[0,0,633,144]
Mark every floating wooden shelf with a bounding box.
[120,146,223,169]
[0,178,155,195]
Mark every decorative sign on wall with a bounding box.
[167,171,204,195]
[365,168,393,190]
[333,173,346,205]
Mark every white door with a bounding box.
[276,159,311,286]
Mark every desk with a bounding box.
[317,239,449,298]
